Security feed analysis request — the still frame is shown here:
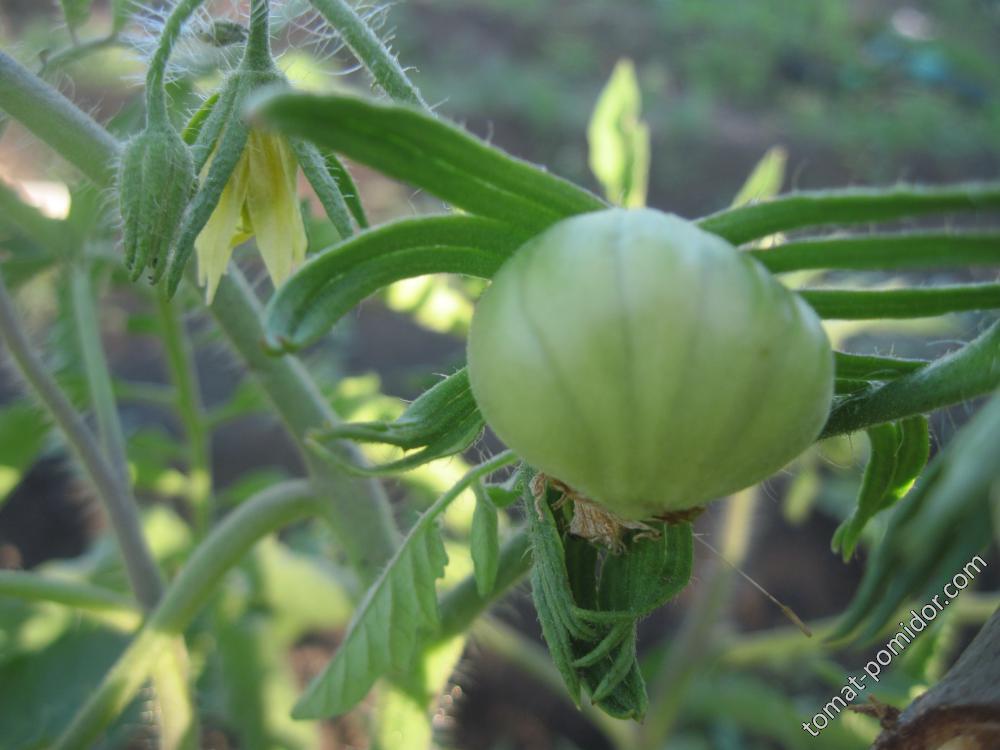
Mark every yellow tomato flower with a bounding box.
[195,130,307,303]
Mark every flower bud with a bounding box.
[467,208,834,519]
[118,123,195,281]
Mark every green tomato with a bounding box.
[467,208,833,519]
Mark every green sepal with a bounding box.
[322,149,368,228]
[290,138,354,240]
[250,91,605,231]
[118,122,195,282]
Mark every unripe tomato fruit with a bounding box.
[467,209,834,519]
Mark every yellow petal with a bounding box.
[195,150,251,303]
[243,131,307,289]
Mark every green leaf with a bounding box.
[292,451,517,719]
[801,283,1000,319]
[698,182,1000,246]
[821,320,1000,438]
[588,59,650,208]
[752,232,1000,274]
[833,417,930,561]
[111,0,135,33]
[264,215,525,352]
[251,91,605,231]
[471,481,500,597]
[829,391,1000,643]
[732,146,787,208]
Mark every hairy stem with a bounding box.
[70,264,129,484]
[306,0,426,108]
[0,273,164,610]
[145,0,208,123]
[0,50,119,185]
[53,480,319,750]
[156,290,212,536]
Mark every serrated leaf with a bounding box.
[699,182,1000,246]
[264,215,526,351]
[292,522,448,718]
[471,481,499,597]
[732,146,787,208]
[292,451,517,718]
[251,91,605,231]
[588,59,649,208]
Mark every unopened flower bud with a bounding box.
[118,123,195,281]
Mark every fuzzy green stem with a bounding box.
[207,268,400,580]
[156,290,212,536]
[53,480,319,750]
[0,50,119,185]
[70,264,130,484]
[820,319,1000,437]
[306,0,426,108]
[0,273,165,610]
[145,0,208,124]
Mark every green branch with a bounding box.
[0,570,139,616]
[820,320,1000,438]
[306,0,426,108]
[698,182,1000,246]
[54,480,319,749]
[0,273,164,610]
[0,50,119,185]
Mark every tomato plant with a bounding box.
[0,1,997,748]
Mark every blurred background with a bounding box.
[0,1,998,748]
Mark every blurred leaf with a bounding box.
[830,390,1000,643]
[732,146,787,207]
[374,635,466,750]
[292,520,448,718]
[833,416,929,561]
[0,402,50,506]
[588,59,650,208]
[471,481,500,597]
[111,0,135,32]
[698,182,1000,246]
[264,215,525,352]
[59,0,92,31]
[252,91,605,231]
